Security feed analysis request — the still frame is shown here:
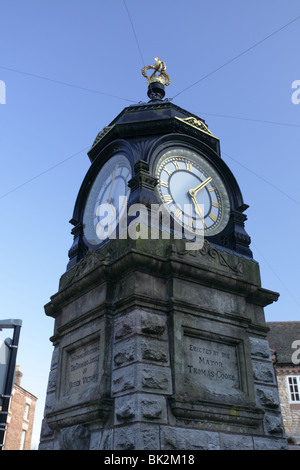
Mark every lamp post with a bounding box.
[0,319,22,450]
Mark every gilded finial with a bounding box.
[141,58,171,86]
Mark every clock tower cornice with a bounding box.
[88,101,220,163]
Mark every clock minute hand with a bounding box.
[188,177,212,198]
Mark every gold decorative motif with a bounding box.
[91,125,114,148]
[177,116,214,136]
[142,58,171,86]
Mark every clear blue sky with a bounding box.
[0,0,299,448]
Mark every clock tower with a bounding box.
[39,60,287,450]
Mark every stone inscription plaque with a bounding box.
[66,342,100,395]
[184,335,240,395]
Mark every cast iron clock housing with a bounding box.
[67,98,252,270]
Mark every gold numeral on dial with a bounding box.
[173,160,180,171]
[174,208,182,220]
[160,180,169,188]
[186,162,193,172]
[212,201,219,208]
[163,167,172,176]
[188,217,195,229]
[162,194,173,204]
[209,212,217,222]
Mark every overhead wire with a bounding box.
[1,7,299,213]
[172,14,300,99]
[222,150,300,206]
[0,146,90,201]
[0,64,136,103]
[123,0,145,67]
[195,111,300,129]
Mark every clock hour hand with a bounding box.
[188,177,212,198]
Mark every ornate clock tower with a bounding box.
[39,60,287,450]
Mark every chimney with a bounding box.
[15,365,23,386]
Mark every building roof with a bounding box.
[267,321,300,364]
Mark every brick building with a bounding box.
[267,322,300,449]
[3,366,37,450]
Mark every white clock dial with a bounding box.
[155,148,230,236]
[83,154,132,245]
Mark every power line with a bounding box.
[0,146,89,201]
[172,14,300,99]
[0,65,136,103]
[222,150,300,206]
[1,143,299,209]
[196,111,300,129]
[123,0,145,67]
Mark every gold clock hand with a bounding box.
[190,194,207,228]
[188,177,212,198]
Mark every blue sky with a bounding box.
[0,1,299,448]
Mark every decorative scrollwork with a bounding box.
[172,240,243,275]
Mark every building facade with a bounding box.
[3,366,37,450]
[267,322,300,449]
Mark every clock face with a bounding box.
[155,147,230,236]
[83,154,132,245]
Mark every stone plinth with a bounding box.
[39,239,287,450]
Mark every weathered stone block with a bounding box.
[112,365,136,395]
[249,337,271,360]
[112,363,172,396]
[113,338,136,367]
[114,393,167,425]
[114,312,136,339]
[140,311,166,337]
[141,366,172,393]
[99,429,113,450]
[253,436,288,450]
[114,423,160,450]
[161,426,220,450]
[264,413,284,435]
[256,386,280,409]
[140,337,169,364]
[252,361,275,384]
[219,433,254,450]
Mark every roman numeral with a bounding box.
[163,167,172,176]
[209,212,217,222]
[174,208,182,220]
[188,217,195,229]
[162,194,173,204]
[186,162,193,172]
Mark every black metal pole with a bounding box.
[0,321,22,450]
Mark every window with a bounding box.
[20,430,26,450]
[287,376,300,402]
[24,403,30,420]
